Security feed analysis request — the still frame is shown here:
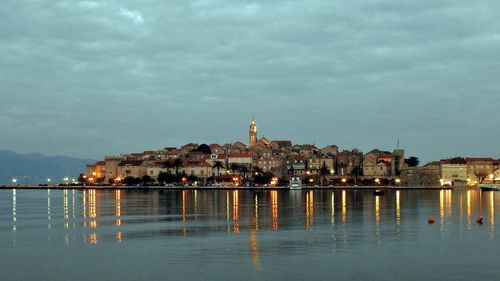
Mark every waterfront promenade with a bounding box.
[0,184,453,190]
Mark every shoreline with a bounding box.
[0,185,460,191]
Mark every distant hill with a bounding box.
[0,149,96,184]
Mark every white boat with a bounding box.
[288,177,302,190]
[478,184,500,191]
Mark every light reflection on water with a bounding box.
[0,188,499,281]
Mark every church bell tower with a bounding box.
[249,118,257,146]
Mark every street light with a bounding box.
[12,178,17,184]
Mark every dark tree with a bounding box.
[141,175,154,185]
[213,161,225,177]
[230,163,240,174]
[124,176,140,186]
[404,156,420,167]
[319,161,330,186]
[158,172,178,184]
[350,166,363,186]
[239,166,249,178]
[254,172,274,185]
[173,158,183,175]
[163,160,174,173]
[474,172,489,184]
[197,144,212,155]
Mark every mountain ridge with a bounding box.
[0,149,96,184]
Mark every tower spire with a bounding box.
[249,117,257,146]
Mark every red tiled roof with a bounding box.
[209,144,222,149]
[292,155,306,160]
[143,151,156,154]
[441,158,467,165]
[96,161,106,165]
[466,158,494,162]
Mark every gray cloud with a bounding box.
[1,0,499,162]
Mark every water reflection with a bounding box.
[47,189,51,230]
[233,190,240,233]
[306,191,314,228]
[490,192,495,239]
[271,191,278,230]
[3,189,498,251]
[249,195,260,271]
[341,190,347,224]
[395,190,400,225]
[330,192,335,225]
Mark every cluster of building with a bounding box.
[84,119,499,186]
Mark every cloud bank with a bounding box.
[1,0,499,162]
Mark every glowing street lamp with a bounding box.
[375,178,380,184]
[341,178,347,183]
[47,178,51,183]
[12,178,17,184]
[395,178,401,185]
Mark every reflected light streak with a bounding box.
[47,189,51,229]
[249,200,261,271]
[446,190,452,218]
[87,232,98,244]
[254,195,259,231]
[342,190,347,224]
[375,195,381,241]
[271,190,278,230]
[233,190,239,233]
[490,192,495,238]
[331,192,335,225]
[194,190,198,215]
[226,192,230,232]
[467,190,471,230]
[306,191,314,228]
[72,190,75,220]
[396,190,400,225]
[115,190,121,226]
[115,232,123,242]
[12,190,16,233]
[63,190,69,229]
[87,189,97,229]
[83,190,87,220]
[440,190,444,225]
[182,190,186,223]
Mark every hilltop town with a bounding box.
[84,119,500,187]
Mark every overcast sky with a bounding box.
[1,0,499,162]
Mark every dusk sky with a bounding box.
[1,0,499,162]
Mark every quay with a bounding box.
[0,185,456,190]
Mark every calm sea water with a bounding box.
[0,188,498,281]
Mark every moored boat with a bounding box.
[478,184,500,191]
[288,177,302,190]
